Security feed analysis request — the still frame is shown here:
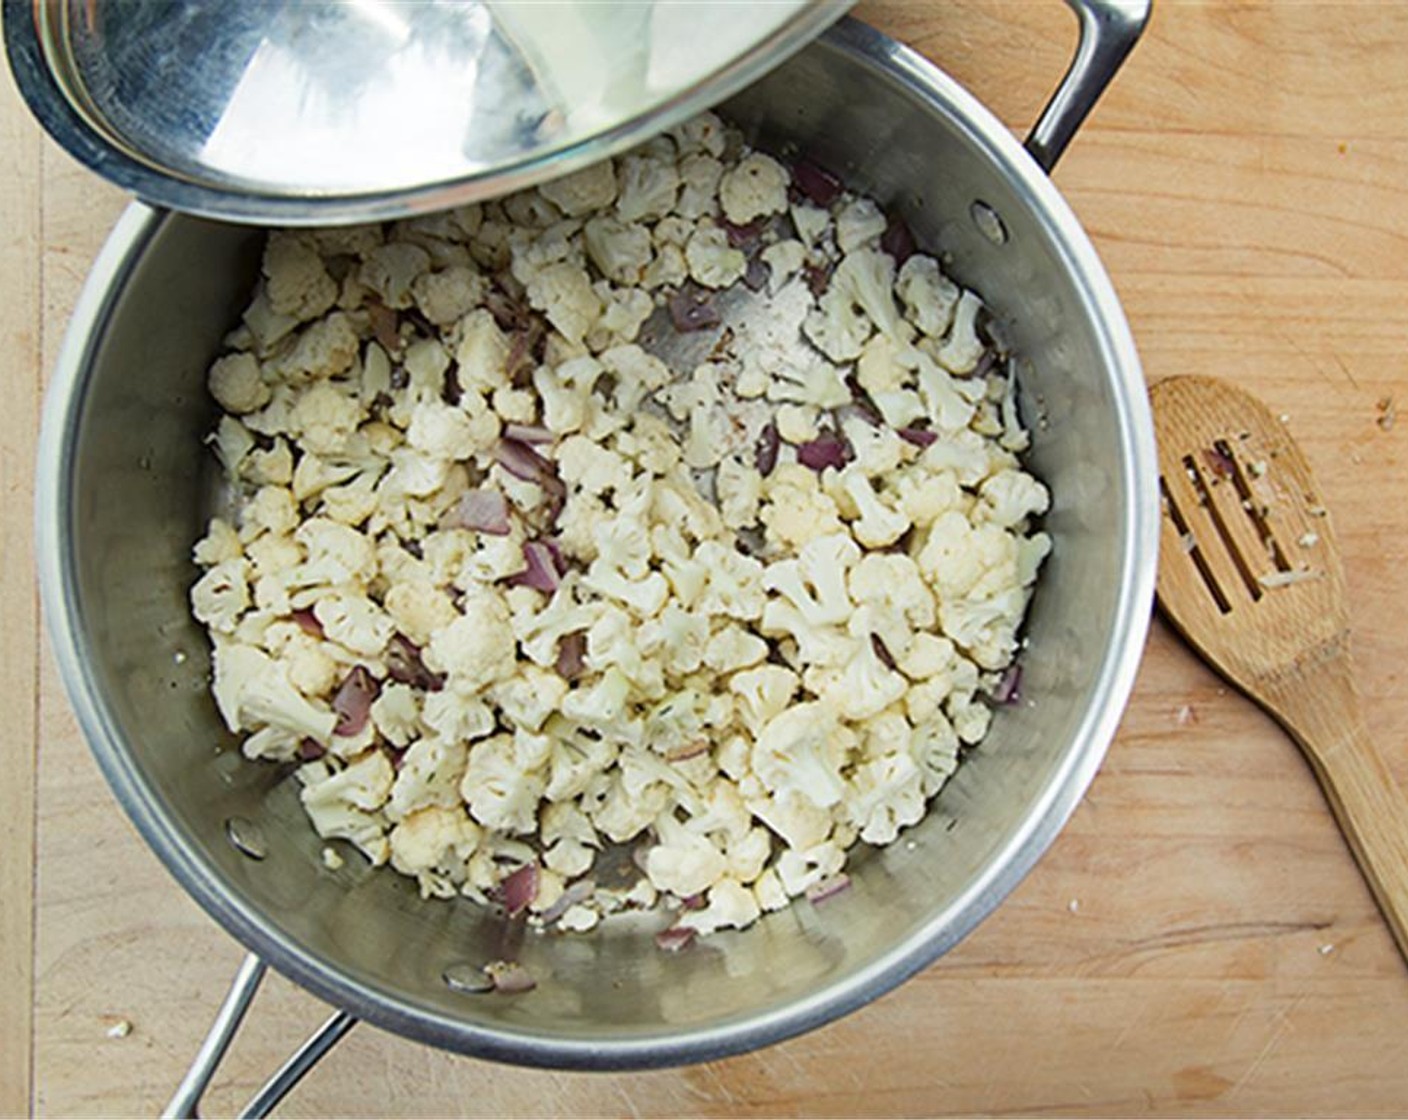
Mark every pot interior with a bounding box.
[49,21,1148,1065]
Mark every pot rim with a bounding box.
[36,16,1158,1070]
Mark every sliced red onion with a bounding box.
[792,158,844,207]
[540,475,568,529]
[880,214,917,265]
[332,665,379,737]
[484,960,536,994]
[665,740,710,763]
[384,743,408,771]
[507,541,560,593]
[499,862,539,918]
[721,218,764,248]
[555,631,587,681]
[297,738,326,762]
[505,323,544,384]
[542,538,568,576]
[1203,445,1236,479]
[495,437,554,483]
[655,926,697,952]
[539,877,596,925]
[292,608,324,638]
[972,350,998,379]
[668,287,722,333]
[742,255,769,292]
[386,633,445,692]
[502,422,553,444]
[898,426,939,448]
[679,893,706,912]
[755,422,780,477]
[802,260,834,298]
[806,873,851,904]
[449,489,511,535]
[870,634,898,672]
[797,432,851,472]
[990,664,1023,705]
[484,290,529,332]
[366,301,400,352]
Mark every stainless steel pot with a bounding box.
[36,8,1157,1115]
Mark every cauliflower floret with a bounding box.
[935,290,985,374]
[240,486,299,541]
[359,242,432,309]
[775,403,820,445]
[670,112,726,158]
[728,665,798,736]
[645,810,728,898]
[716,456,762,530]
[835,197,887,253]
[370,681,420,747]
[896,254,960,339]
[300,751,394,864]
[412,265,486,327]
[718,152,789,225]
[387,736,469,821]
[752,702,853,809]
[313,592,395,658]
[194,518,242,566]
[421,687,496,744]
[243,438,294,487]
[676,153,723,219]
[539,159,617,217]
[212,641,338,742]
[839,467,910,548]
[760,464,845,551]
[541,800,600,878]
[703,624,767,674]
[695,541,766,621]
[491,666,569,732]
[584,215,652,285]
[208,353,270,415]
[526,261,602,345]
[762,239,806,296]
[820,637,907,722]
[383,582,457,646]
[388,804,480,878]
[454,309,511,396]
[685,225,746,289]
[978,468,1050,529]
[762,532,860,626]
[191,558,250,634]
[911,349,978,433]
[263,232,337,322]
[616,154,680,222]
[423,592,514,692]
[775,839,846,897]
[461,732,548,835]
[686,878,763,935]
[291,382,362,456]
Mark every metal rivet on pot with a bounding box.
[971,200,1009,245]
[225,816,268,860]
[442,962,495,995]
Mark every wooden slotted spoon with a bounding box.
[1151,375,1408,962]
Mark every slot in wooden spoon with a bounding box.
[1152,375,1408,963]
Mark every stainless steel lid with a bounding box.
[4,0,850,225]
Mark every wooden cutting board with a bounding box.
[5,2,1408,1115]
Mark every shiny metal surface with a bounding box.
[36,15,1157,1076]
[3,0,848,224]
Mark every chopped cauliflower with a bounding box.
[191,110,1050,943]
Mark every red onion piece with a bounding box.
[742,255,769,292]
[386,633,445,692]
[292,608,324,638]
[797,432,851,472]
[555,631,587,681]
[539,877,596,925]
[384,743,408,771]
[508,541,561,593]
[655,926,697,952]
[806,873,852,904]
[484,960,536,994]
[792,158,844,207]
[665,740,710,763]
[495,437,554,483]
[1203,445,1236,479]
[484,290,529,332]
[991,664,1023,705]
[297,738,326,762]
[499,862,539,918]
[449,489,511,535]
[668,287,722,333]
[870,634,898,672]
[365,301,400,352]
[755,422,780,477]
[972,350,998,380]
[542,538,568,576]
[502,423,553,444]
[898,426,939,448]
[880,213,917,265]
[802,260,834,297]
[721,218,765,248]
[679,893,706,912]
[331,666,379,737]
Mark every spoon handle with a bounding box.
[1268,666,1408,964]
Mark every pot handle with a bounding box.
[162,953,358,1119]
[1024,0,1152,172]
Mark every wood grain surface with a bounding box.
[6,2,1408,1116]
